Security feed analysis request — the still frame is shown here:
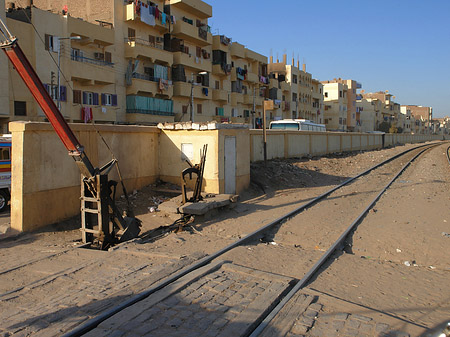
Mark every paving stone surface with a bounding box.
[0,247,204,336]
[86,262,293,337]
[305,309,411,337]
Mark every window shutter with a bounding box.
[104,52,112,63]
[82,91,87,105]
[101,94,106,105]
[93,93,99,105]
[112,94,118,106]
[45,34,50,51]
[60,86,67,102]
[196,47,201,57]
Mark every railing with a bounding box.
[126,109,174,116]
[124,37,164,50]
[132,73,172,85]
[71,54,114,67]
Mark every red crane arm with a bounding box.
[3,42,82,154]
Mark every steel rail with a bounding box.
[62,142,439,337]
[249,144,439,336]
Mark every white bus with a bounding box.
[269,119,326,132]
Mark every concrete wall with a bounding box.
[10,121,447,233]
[249,130,446,162]
[11,122,159,232]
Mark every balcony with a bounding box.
[125,3,169,33]
[168,0,212,19]
[173,51,212,72]
[126,73,173,97]
[126,95,174,116]
[212,64,231,76]
[172,20,212,47]
[243,94,253,105]
[230,42,245,59]
[70,56,115,85]
[245,72,258,83]
[230,92,243,105]
[212,89,227,102]
[173,82,211,100]
[212,35,230,53]
[124,38,173,65]
[67,16,114,46]
[280,81,290,92]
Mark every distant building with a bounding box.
[401,105,433,134]
[321,81,348,131]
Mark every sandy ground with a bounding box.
[1,141,449,336]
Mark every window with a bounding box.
[104,52,112,63]
[44,34,57,52]
[339,117,342,124]
[244,110,250,118]
[292,75,298,84]
[82,92,99,105]
[128,28,136,40]
[215,81,220,90]
[216,107,224,116]
[182,105,188,114]
[325,92,328,98]
[14,101,26,116]
[73,90,82,104]
[292,93,297,102]
[197,104,202,114]
[339,91,343,98]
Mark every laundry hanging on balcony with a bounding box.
[140,3,155,26]
[81,107,93,123]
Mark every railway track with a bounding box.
[59,142,449,337]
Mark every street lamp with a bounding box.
[56,35,81,110]
[189,71,207,122]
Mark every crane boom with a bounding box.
[0,17,140,249]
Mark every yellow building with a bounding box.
[321,81,348,131]
[267,54,313,123]
[311,79,324,124]
[3,0,270,128]
[210,35,268,126]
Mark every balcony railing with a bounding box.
[71,54,114,67]
[132,72,172,85]
[124,37,164,50]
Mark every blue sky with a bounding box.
[206,0,449,118]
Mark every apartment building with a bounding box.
[402,105,433,134]
[361,91,401,132]
[2,0,271,128]
[311,79,324,124]
[321,81,348,131]
[321,78,361,131]
[267,54,313,123]
[356,96,381,132]
[399,106,413,133]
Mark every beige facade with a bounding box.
[356,97,381,132]
[2,0,268,128]
[402,105,433,134]
[311,79,324,124]
[267,55,313,123]
[362,91,400,132]
[321,78,361,131]
[321,81,348,131]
